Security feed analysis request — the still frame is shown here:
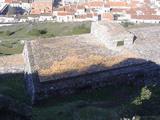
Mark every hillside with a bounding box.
[0,22,91,56]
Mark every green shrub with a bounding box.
[0,31,4,34]
[132,86,152,105]
[39,29,47,35]
[28,29,47,36]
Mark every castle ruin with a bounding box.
[23,21,160,104]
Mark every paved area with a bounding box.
[128,26,160,64]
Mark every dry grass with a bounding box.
[39,52,136,76]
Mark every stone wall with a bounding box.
[23,42,39,103]
[0,66,24,74]
[0,54,24,74]
[31,61,160,103]
[91,22,134,50]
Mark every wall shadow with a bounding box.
[32,58,160,119]
[0,72,32,120]
[0,58,160,119]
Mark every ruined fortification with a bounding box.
[23,21,160,104]
[0,54,24,74]
[91,22,134,49]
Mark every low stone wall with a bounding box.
[0,54,24,74]
[28,61,160,104]
[0,66,24,74]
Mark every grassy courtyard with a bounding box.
[0,22,91,56]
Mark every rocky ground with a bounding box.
[128,26,160,64]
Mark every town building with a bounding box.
[31,0,53,14]
[0,0,160,23]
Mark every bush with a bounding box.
[0,31,4,34]
[39,29,47,35]
[28,29,47,36]
[132,86,151,105]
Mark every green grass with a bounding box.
[0,22,91,56]
[121,22,160,29]
[71,24,91,35]
[0,40,23,56]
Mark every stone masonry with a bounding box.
[23,21,160,104]
[0,54,24,74]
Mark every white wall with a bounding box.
[0,0,5,3]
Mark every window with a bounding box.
[117,41,124,47]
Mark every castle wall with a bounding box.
[0,54,24,74]
[23,42,39,104]
[32,61,160,103]
[23,22,160,104]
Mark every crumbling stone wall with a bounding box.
[29,61,160,104]
[0,54,24,74]
[0,66,23,74]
